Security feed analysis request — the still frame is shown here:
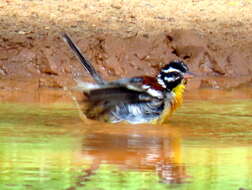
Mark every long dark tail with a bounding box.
[62,33,105,84]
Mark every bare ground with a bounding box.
[1,0,252,93]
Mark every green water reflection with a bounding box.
[0,100,252,190]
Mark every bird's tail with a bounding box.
[62,33,105,85]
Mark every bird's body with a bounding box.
[63,34,192,124]
[77,76,182,124]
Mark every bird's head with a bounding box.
[157,60,193,91]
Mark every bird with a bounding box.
[62,33,194,124]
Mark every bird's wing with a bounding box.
[82,84,153,120]
[81,77,167,122]
[87,76,163,102]
[87,85,152,105]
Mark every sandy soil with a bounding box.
[0,0,252,92]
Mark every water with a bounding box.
[0,89,252,190]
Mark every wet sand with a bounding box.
[1,86,252,105]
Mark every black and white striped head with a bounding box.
[157,60,190,91]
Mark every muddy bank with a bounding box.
[0,30,252,90]
[1,0,252,90]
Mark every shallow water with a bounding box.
[1,89,252,190]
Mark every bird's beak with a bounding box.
[184,71,196,79]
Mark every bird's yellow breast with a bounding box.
[171,83,186,110]
[152,83,186,124]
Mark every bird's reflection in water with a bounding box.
[79,125,187,184]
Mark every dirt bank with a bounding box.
[1,0,252,91]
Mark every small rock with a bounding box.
[111,4,122,9]
[18,31,26,35]
[155,16,166,20]
[0,67,7,75]
[167,17,175,22]
[143,33,149,38]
